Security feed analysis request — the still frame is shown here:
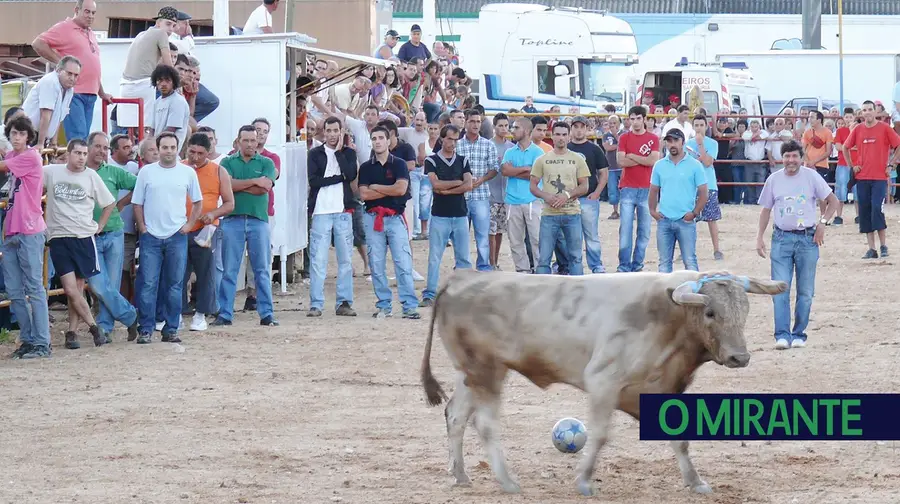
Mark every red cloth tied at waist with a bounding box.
[368,207,398,232]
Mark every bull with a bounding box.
[420,269,787,497]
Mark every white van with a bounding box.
[638,58,763,116]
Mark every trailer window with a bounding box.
[578,61,630,105]
[537,60,575,97]
[701,91,719,114]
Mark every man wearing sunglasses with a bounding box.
[32,0,114,142]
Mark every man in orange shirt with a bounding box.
[802,110,834,214]
[182,132,234,331]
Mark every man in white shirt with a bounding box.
[242,0,279,35]
[169,11,195,56]
[742,119,769,204]
[149,64,191,151]
[765,117,793,172]
[659,105,695,150]
[22,56,80,148]
[132,132,203,345]
[399,112,429,237]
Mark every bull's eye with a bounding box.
[705,308,715,319]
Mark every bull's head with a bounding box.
[668,273,788,369]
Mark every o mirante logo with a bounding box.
[639,394,897,441]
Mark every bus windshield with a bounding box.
[578,61,634,105]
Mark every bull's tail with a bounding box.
[421,282,450,407]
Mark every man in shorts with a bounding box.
[686,115,724,260]
[487,114,511,270]
[44,139,121,350]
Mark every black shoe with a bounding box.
[832,216,844,226]
[260,315,279,326]
[307,308,322,317]
[402,310,421,320]
[418,298,434,308]
[161,333,182,343]
[127,320,139,342]
[335,302,357,317]
[243,296,257,312]
[65,331,81,350]
[863,248,878,259]
[89,325,106,347]
[880,245,889,257]
[210,317,232,326]
[21,345,51,359]
[136,332,152,344]
[10,343,34,359]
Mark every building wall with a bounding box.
[0,0,374,55]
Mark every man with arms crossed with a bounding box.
[501,117,544,273]
[306,117,358,318]
[358,126,420,319]
[0,117,51,359]
[756,140,838,350]
[132,132,203,344]
[529,122,590,275]
[841,100,900,259]
[616,105,660,272]
[419,125,473,307]
[649,128,708,273]
[43,138,118,350]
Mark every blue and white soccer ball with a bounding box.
[551,417,587,453]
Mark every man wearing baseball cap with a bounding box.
[374,29,399,60]
[117,6,177,132]
[397,24,431,63]
[169,11,194,56]
[648,127,709,273]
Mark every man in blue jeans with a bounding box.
[567,115,609,273]
[648,128,709,273]
[0,116,52,358]
[616,106,660,272]
[457,109,498,272]
[358,126,421,319]
[133,132,203,343]
[420,124,473,306]
[214,125,279,327]
[756,140,838,350]
[529,122,590,275]
[306,116,358,317]
[86,131,140,342]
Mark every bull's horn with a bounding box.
[671,281,710,306]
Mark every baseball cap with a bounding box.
[669,93,681,102]
[153,6,178,22]
[411,24,422,33]
[663,128,685,142]
[176,11,192,21]
[385,29,399,37]
[571,115,589,125]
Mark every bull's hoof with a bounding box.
[500,481,522,493]
[452,477,472,488]
[575,477,596,496]
[690,481,713,494]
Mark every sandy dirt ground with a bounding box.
[2,203,900,504]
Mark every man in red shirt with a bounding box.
[31,0,113,142]
[615,105,660,272]
[832,108,858,226]
[842,100,900,259]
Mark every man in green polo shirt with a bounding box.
[213,124,279,327]
[86,131,139,342]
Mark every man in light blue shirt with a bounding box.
[685,115,725,261]
[649,128,709,273]
[501,117,545,273]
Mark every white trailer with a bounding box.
[715,50,900,111]
[94,33,393,290]
[476,3,640,114]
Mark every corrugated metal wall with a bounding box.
[395,0,900,15]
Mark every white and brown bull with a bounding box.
[420,269,787,497]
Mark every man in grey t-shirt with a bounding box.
[488,113,514,270]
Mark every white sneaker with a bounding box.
[775,338,790,350]
[791,338,806,348]
[190,312,208,331]
[155,321,165,332]
[413,270,425,282]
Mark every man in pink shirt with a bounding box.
[32,0,112,142]
[0,117,52,359]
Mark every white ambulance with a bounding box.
[637,58,763,116]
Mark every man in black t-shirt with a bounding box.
[419,125,473,305]
[567,116,610,273]
[358,126,421,320]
